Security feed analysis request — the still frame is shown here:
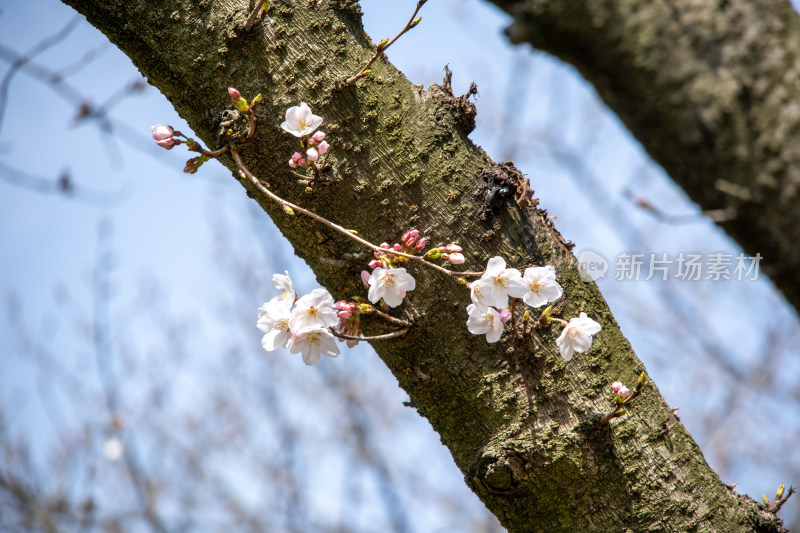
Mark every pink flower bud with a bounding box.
[297,158,307,167]
[151,124,174,141]
[415,238,426,252]
[611,381,623,393]
[291,152,304,162]
[379,242,390,249]
[361,270,372,287]
[333,301,347,310]
[444,243,462,253]
[393,243,402,251]
[288,158,298,168]
[306,147,319,161]
[155,138,178,150]
[618,386,631,399]
[317,140,329,155]
[337,310,353,319]
[312,131,326,143]
[499,309,512,323]
[447,252,465,264]
[368,260,381,270]
[228,87,241,102]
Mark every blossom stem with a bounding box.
[330,327,410,342]
[288,169,311,181]
[345,0,427,85]
[403,296,420,321]
[188,141,229,158]
[244,0,268,31]
[510,298,520,339]
[247,111,256,139]
[232,150,482,279]
[371,307,413,327]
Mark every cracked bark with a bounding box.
[60,0,788,531]
[488,0,800,314]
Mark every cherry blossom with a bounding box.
[521,265,563,308]
[617,386,631,399]
[257,298,293,351]
[471,256,528,309]
[555,312,602,361]
[280,102,323,137]
[611,381,624,393]
[272,271,296,308]
[290,327,340,365]
[367,267,416,307]
[289,288,337,332]
[466,304,505,343]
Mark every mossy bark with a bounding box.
[61,0,787,531]
[488,0,800,314]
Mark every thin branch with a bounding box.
[370,307,414,327]
[0,15,82,133]
[402,296,420,322]
[330,327,410,343]
[770,486,795,514]
[345,0,427,85]
[0,160,129,207]
[231,149,482,279]
[244,0,268,31]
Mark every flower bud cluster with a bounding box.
[424,243,464,264]
[332,299,374,348]
[151,124,181,150]
[611,381,631,400]
[368,229,426,270]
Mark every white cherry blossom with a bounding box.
[466,303,506,343]
[556,312,602,361]
[272,271,296,308]
[367,267,416,307]
[280,102,323,137]
[257,298,293,351]
[289,288,337,332]
[290,327,340,365]
[471,256,528,309]
[521,265,563,308]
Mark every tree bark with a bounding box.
[60,0,787,531]
[488,0,800,314]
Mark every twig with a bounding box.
[600,373,647,426]
[247,111,256,139]
[370,307,413,327]
[769,486,795,514]
[403,296,420,321]
[345,0,427,85]
[330,327,409,342]
[231,150,482,279]
[510,298,520,339]
[244,0,268,31]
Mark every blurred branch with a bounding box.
[0,15,82,133]
[0,160,129,206]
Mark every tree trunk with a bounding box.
[60,0,787,531]
[488,0,800,314]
